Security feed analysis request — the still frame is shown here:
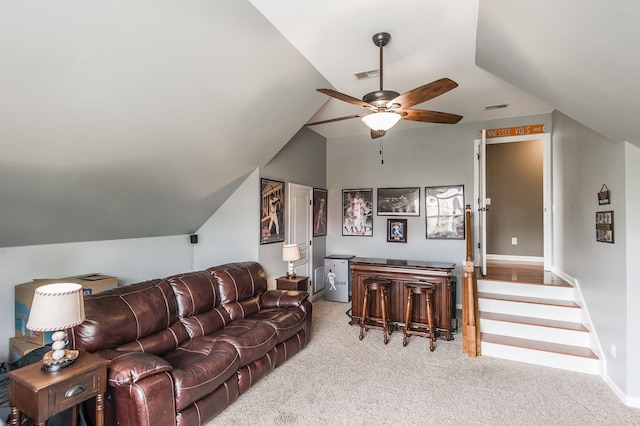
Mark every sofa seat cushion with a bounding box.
[205,319,277,367]
[248,307,307,344]
[163,339,240,412]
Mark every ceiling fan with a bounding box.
[306,32,463,139]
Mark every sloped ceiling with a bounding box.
[476,0,640,147]
[0,1,329,247]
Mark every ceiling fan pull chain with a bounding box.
[380,138,384,164]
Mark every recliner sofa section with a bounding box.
[69,261,312,426]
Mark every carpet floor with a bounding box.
[209,299,640,425]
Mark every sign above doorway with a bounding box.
[478,124,546,139]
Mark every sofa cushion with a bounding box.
[163,339,240,412]
[249,307,307,344]
[208,262,267,320]
[205,318,277,367]
[70,279,189,355]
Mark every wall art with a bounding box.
[377,187,420,216]
[313,188,327,237]
[342,189,373,236]
[425,185,465,240]
[260,178,285,244]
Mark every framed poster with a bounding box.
[260,178,285,244]
[596,210,614,243]
[342,189,373,236]
[425,185,465,240]
[313,188,328,237]
[377,187,420,216]
[387,218,407,243]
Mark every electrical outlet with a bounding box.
[511,237,518,245]
[611,343,617,358]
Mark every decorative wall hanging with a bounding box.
[595,210,614,243]
[260,178,285,244]
[376,187,420,216]
[342,189,373,236]
[313,188,328,237]
[425,185,465,240]
[387,218,407,243]
[598,184,611,205]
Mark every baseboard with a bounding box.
[486,254,544,263]
[604,372,640,408]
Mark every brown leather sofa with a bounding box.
[69,261,312,426]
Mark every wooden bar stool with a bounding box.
[359,277,392,344]
[403,282,436,351]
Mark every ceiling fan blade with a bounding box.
[306,113,368,126]
[399,109,463,125]
[371,129,386,139]
[317,88,375,110]
[390,78,458,109]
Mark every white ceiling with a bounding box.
[249,0,553,139]
[1,0,637,247]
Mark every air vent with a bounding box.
[354,69,379,80]
[485,104,509,111]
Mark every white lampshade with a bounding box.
[27,283,86,332]
[361,112,401,131]
[282,244,301,262]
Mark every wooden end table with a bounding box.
[8,350,109,426]
[276,275,309,291]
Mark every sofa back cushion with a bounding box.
[208,262,267,321]
[70,279,189,355]
[167,271,232,338]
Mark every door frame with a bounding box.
[287,183,313,292]
[474,132,552,270]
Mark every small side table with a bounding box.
[8,350,109,426]
[276,275,309,291]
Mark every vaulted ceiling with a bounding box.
[1,1,637,248]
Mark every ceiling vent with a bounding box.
[485,103,509,111]
[354,69,379,80]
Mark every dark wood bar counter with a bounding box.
[350,257,455,340]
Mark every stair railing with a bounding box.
[462,204,481,357]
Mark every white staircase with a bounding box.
[478,278,599,374]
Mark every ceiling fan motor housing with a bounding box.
[363,90,400,108]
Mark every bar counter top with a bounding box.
[351,257,455,270]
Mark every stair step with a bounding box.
[478,292,580,308]
[477,279,574,300]
[481,333,597,359]
[479,311,588,332]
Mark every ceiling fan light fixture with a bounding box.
[361,112,401,131]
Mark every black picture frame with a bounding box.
[377,187,420,216]
[425,185,465,240]
[596,210,614,243]
[387,218,407,243]
[313,188,327,237]
[260,178,285,244]
[342,189,373,236]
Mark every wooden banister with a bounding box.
[462,204,481,357]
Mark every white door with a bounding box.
[287,183,312,291]
[474,129,488,276]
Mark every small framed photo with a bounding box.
[342,189,373,236]
[387,219,407,243]
[377,187,420,216]
[425,185,465,240]
[595,210,614,243]
[313,188,327,237]
[260,178,285,244]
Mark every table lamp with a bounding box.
[26,282,85,372]
[282,244,300,278]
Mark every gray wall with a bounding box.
[486,139,544,256]
[326,114,552,306]
[551,110,633,398]
[259,127,327,292]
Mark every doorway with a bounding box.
[474,132,551,273]
[287,183,313,291]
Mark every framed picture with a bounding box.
[425,185,465,240]
[260,178,285,244]
[387,218,407,243]
[377,187,420,216]
[313,188,328,237]
[596,210,614,243]
[342,189,373,236]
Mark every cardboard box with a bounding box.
[9,336,42,363]
[15,273,118,345]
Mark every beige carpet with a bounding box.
[210,299,640,425]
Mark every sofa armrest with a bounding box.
[95,349,173,387]
[261,289,309,309]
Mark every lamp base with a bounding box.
[41,349,79,372]
[286,271,297,279]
